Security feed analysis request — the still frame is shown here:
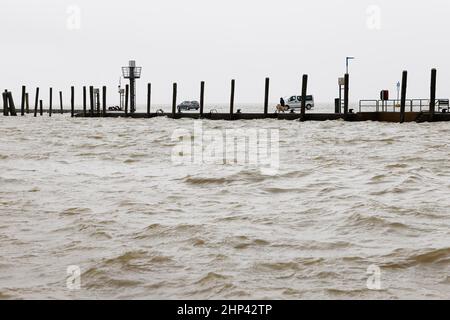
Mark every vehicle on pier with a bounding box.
[283,95,315,111]
[177,101,200,112]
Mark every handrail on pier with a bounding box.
[359,99,448,113]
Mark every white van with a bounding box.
[283,95,314,110]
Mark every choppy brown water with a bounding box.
[0,110,449,299]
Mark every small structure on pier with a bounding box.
[122,60,142,113]
[118,78,125,110]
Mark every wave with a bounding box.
[345,213,410,230]
[195,272,229,285]
[381,247,450,268]
[183,176,228,185]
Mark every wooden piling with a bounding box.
[21,86,26,116]
[40,100,43,116]
[147,83,151,115]
[59,91,63,114]
[83,86,87,116]
[89,86,94,116]
[125,84,129,116]
[96,90,100,114]
[344,73,349,116]
[200,81,205,117]
[264,77,269,116]
[71,86,75,117]
[25,93,29,114]
[49,88,53,117]
[34,88,39,117]
[430,68,437,120]
[400,71,408,123]
[301,74,308,119]
[102,86,107,116]
[172,83,177,116]
[2,91,8,116]
[230,79,235,116]
[7,92,17,116]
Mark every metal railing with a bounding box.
[359,99,449,112]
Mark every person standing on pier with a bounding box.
[280,97,285,107]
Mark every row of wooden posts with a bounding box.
[2,86,106,118]
[1,74,324,119]
[1,69,438,123]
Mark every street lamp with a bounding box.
[346,56,355,74]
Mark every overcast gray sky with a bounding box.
[1,0,450,106]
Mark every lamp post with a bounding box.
[346,57,355,74]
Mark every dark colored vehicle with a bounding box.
[177,101,200,112]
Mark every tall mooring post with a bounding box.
[344,73,349,117]
[21,86,26,116]
[89,86,94,116]
[71,86,75,117]
[122,60,142,114]
[34,88,39,117]
[125,84,129,116]
[2,91,8,116]
[59,91,63,114]
[264,77,270,116]
[172,83,177,117]
[49,87,53,117]
[301,74,308,120]
[25,93,29,114]
[230,79,235,117]
[7,92,17,116]
[200,81,205,117]
[83,86,87,116]
[147,83,151,115]
[400,71,408,123]
[102,86,107,116]
[430,68,437,120]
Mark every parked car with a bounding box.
[177,101,200,112]
[283,95,314,110]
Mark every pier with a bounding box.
[2,65,450,123]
